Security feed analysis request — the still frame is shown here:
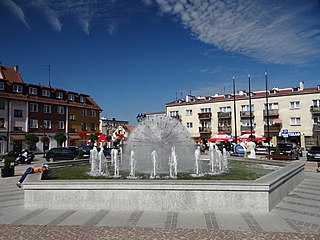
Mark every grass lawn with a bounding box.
[47,160,275,181]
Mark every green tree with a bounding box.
[25,133,39,151]
[54,132,67,147]
[88,134,98,144]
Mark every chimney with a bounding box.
[13,65,19,73]
[299,81,304,91]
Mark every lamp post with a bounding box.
[265,70,271,158]
[233,76,238,143]
[41,123,47,158]
[248,74,253,139]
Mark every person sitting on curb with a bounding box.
[16,164,49,188]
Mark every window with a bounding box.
[313,99,320,107]
[14,109,22,118]
[70,114,76,121]
[57,106,64,115]
[14,126,22,131]
[169,110,179,117]
[0,82,4,90]
[13,85,23,93]
[186,122,193,128]
[81,123,87,131]
[90,123,96,131]
[290,101,300,109]
[44,104,51,113]
[241,105,254,112]
[43,120,51,129]
[81,109,87,116]
[29,87,37,95]
[313,116,320,124]
[42,89,50,97]
[57,121,64,129]
[56,92,63,99]
[0,99,5,109]
[264,103,279,110]
[219,106,231,112]
[200,108,211,113]
[290,117,301,126]
[80,96,86,102]
[68,94,75,101]
[186,109,192,116]
[29,103,38,112]
[0,118,4,128]
[90,110,96,117]
[241,119,256,126]
[29,119,38,128]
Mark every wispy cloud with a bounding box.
[1,0,30,29]
[153,0,320,65]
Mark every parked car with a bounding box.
[307,146,320,161]
[78,145,93,158]
[46,147,77,162]
[255,145,269,155]
[274,143,300,160]
[68,146,80,157]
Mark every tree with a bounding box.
[40,135,50,157]
[88,134,98,144]
[54,133,67,147]
[25,133,39,151]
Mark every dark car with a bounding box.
[275,143,300,160]
[68,146,80,157]
[46,147,76,162]
[307,146,320,161]
[78,145,93,158]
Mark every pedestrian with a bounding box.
[16,164,49,188]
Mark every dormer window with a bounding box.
[13,84,23,93]
[56,92,63,99]
[0,82,4,90]
[42,89,50,97]
[68,94,75,101]
[80,96,86,103]
[29,87,37,95]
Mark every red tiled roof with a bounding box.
[123,126,135,132]
[0,65,24,83]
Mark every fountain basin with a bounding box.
[23,162,304,213]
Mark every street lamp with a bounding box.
[41,123,47,158]
[265,70,271,158]
[233,76,238,143]
[248,74,253,139]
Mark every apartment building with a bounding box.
[0,64,102,154]
[166,82,320,150]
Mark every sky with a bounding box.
[1,0,320,125]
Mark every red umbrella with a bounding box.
[208,132,231,142]
[238,132,266,141]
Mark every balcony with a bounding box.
[69,128,78,133]
[240,111,254,118]
[171,115,181,120]
[199,127,212,134]
[264,124,282,134]
[263,109,279,117]
[310,106,320,115]
[218,112,231,119]
[313,124,320,132]
[198,112,212,120]
[218,126,232,134]
[241,125,255,133]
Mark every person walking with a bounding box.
[16,164,49,188]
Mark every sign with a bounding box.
[282,129,289,138]
[288,132,301,137]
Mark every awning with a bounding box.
[273,118,282,124]
[10,134,25,141]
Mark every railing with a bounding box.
[263,109,279,116]
[198,112,212,120]
[313,124,320,132]
[218,126,232,133]
[240,111,254,118]
[218,112,231,118]
[310,106,320,114]
[264,124,281,133]
[199,127,211,133]
[241,125,255,132]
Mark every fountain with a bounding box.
[122,116,195,177]
[89,146,109,176]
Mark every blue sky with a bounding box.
[1,0,320,125]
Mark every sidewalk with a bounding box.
[0,157,319,239]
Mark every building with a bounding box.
[166,81,320,150]
[100,117,129,138]
[0,64,102,154]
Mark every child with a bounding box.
[16,164,49,188]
